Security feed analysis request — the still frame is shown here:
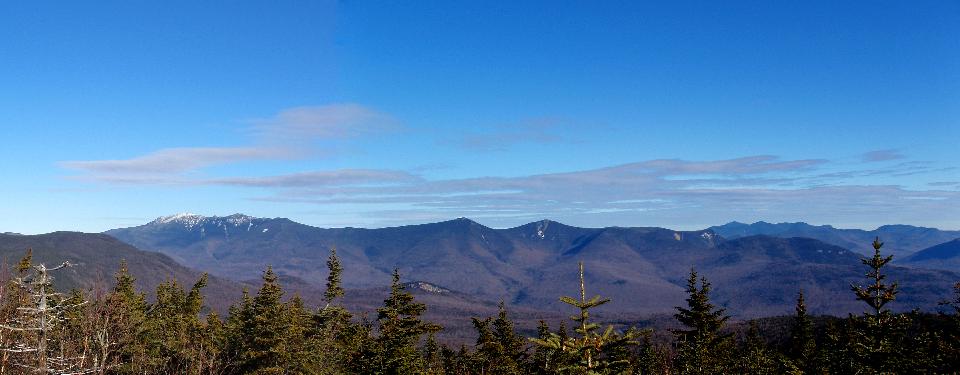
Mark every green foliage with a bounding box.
[110,260,149,372]
[470,302,527,374]
[138,274,221,373]
[242,266,292,374]
[2,236,960,374]
[738,321,780,374]
[788,290,816,373]
[313,247,358,374]
[672,269,733,374]
[848,237,911,373]
[363,269,441,374]
[530,262,643,374]
[325,247,345,304]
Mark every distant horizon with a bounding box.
[6,212,960,236]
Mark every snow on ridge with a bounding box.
[151,213,262,231]
[153,213,206,226]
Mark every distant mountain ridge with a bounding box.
[710,221,960,256]
[903,239,960,272]
[0,231,245,312]
[106,214,960,317]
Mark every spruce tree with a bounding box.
[225,287,254,370]
[316,247,352,340]
[370,269,441,374]
[421,332,445,374]
[739,321,778,374]
[242,266,291,374]
[530,320,553,374]
[470,302,526,374]
[492,302,527,373]
[818,320,857,374]
[672,269,732,374]
[471,316,496,373]
[849,237,909,373]
[314,247,356,374]
[108,260,148,372]
[324,247,345,305]
[530,261,642,374]
[141,274,210,373]
[285,294,318,374]
[939,282,960,370]
[789,290,816,372]
[201,312,228,373]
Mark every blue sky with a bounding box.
[1,1,958,234]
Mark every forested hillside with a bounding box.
[0,238,957,374]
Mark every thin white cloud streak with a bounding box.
[862,149,905,162]
[210,169,422,187]
[231,156,958,229]
[60,103,396,182]
[251,104,399,142]
[60,147,293,175]
[452,118,568,151]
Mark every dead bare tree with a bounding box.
[0,260,105,374]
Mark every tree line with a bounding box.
[1,238,959,374]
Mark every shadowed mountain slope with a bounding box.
[710,221,960,256]
[0,231,245,313]
[106,214,960,318]
[903,239,960,272]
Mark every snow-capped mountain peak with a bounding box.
[149,213,262,232]
[152,213,206,226]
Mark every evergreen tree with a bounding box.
[530,261,642,374]
[141,274,213,373]
[368,269,441,374]
[849,237,909,373]
[313,247,358,374]
[471,316,496,373]
[241,266,291,374]
[225,287,254,371]
[635,333,670,375]
[788,290,816,373]
[421,332,445,374]
[739,321,778,374]
[286,294,318,374]
[939,282,960,369]
[491,302,527,373]
[530,320,553,374]
[317,250,353,335]
[200,312,228,374]
[108,260,149,372]
[817,320,857,374]
[470,303,526,374]
[324,247,345,305]
[672,269,733,374]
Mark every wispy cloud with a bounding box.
[452,118,568,151]
[210,169,421,188]
[862,149,905,162]
[251,104,398,142]
[60,147,293,176]
[60,103,395,183]
[230,155,958,229]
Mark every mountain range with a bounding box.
[710,221,960,257]
[104,214,960,318]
